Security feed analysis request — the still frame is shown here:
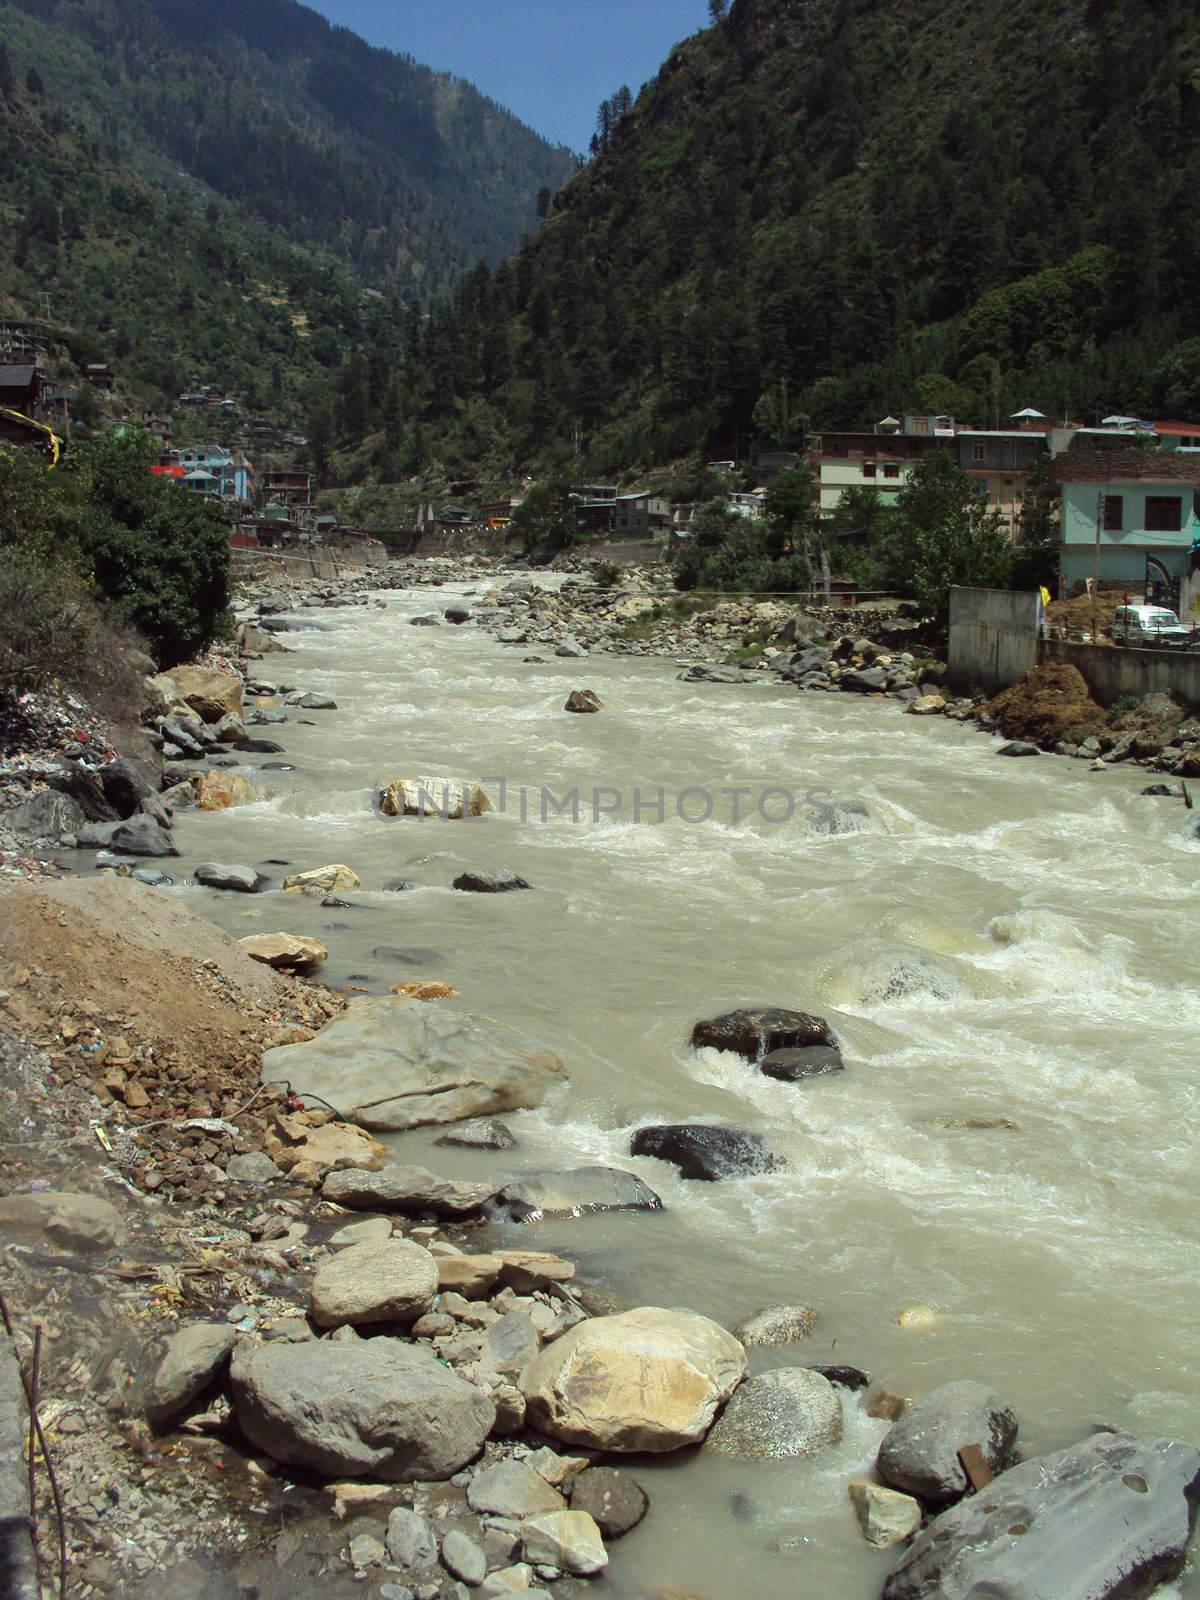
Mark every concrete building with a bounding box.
[955,429,1049,535]
[1053,449,1200,602]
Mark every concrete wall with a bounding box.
[947,585,1039,695]
[1039,638,1200,710]
[585,538,669,565]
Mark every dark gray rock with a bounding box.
[435,1118,517,1151]
[883,1430,1200,1600]
[704,1367,843,1459]
[3,788,87,841]
[783,646,832,680]
[805,792,873,835]
[107,815,177,857]
[629,1124,781,1180]
[452,870,531,893]
[98,758,160,819]
[410,615,440,626]
[248,708,288,725]
[235,737,286,754]
[288,693,337,710]
[569,1467,648,1539]
[691,1007,838,1062]
[145,1322,238,1429]
[677,664,751,683]
[811,1364,871,1390]
[194,862,268,893]
[877,1380,1018,1505]
[381,879,417,892]
[997,741,1039,757]
[759,1045,845,1082]
[839,666,888,693]
[491,1166,663,1223]
[444,607,471,624]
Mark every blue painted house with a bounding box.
[1054,448,1200,594]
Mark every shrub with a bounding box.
[591,559,622,587]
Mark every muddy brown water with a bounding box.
[148,578,1200,1598]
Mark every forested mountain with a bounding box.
[0,58,405,419]
[0,0,574,296]
[316,0,1200,483]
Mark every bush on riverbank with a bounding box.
[0,431,232,671]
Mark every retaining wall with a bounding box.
[1039,639,1200,710]
[947,586,1040,695]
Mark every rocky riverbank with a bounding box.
[2,557,1199,1598]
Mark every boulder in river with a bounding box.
[195,862,268,894]
[107,815,179,857]
[733,1304,817,1346]
[377,777,491,820]
[703,1367,842,1459]
[677,664,752,683]
[759,1044,845,1082]
[452,869,531,892]
[804,791,873,835]
[568,1466,649,1539]
[193,771,263,811]
[882,1430,1200,1600]
[998,740,1040,757]
[491,1166,662,1223]
[629,1123,781,1180]
[436,1118,517,1150]
[287,692,337,710]
[847,1479,922,1549]
[877,1379,1018,1505]
[229,1338,494,1481]
[281,863,360,894]
[152,665,243,722]
[564,689,603,713]
[322,1164,497,1217]
[691,1006,838,1062]
[522,1307,745,1452]
[839,666,888,693]
[238,932,327,972]
[444,606,471,624]
[261,995,566,1131]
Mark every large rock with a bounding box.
[520,1510,608,1576]
[564,690,603,713]
[281,864,360,895]
[759,1045,844,1082]
[452,869,532,893]
[377,778,491,820]
[522,1307,745,1452]
[0,1190,126,1253]
[3,789,87,841]
[194,772,262,811]
[491,1167,662,1223]
[229,1338,494,1481]
[733,1304,817,1347]
[108,815,179,857]
[877,1380,1018,1505]
[691,1007,838,1062]
[238,932,327,972]
[153,666,243,723]
[568,1467,648,1539]
[263,997,566,1132]
[882,1431,1200,1600]
[436,1118,517,1151]
[309,1239,439,1328]
[145,1322,238,1428]
[195,862,267,894]
[322,1164,498,1218]
[704,1367,842,1459]
[804,792,873,835]
[677,664,750,683]
[629,1124,780,1181]
[848,1479,922,1548]
[283,1121,387,1173]
[840,666,888,693]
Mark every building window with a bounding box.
[1144,495,1182,532]
[972,444,985,462]
[911,419,929,434]
[883,464,900,479]
[862,463,876,478]
[1103,494,1123,531]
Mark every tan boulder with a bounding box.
[493,1250,576,1293]
[390,981,458,1000]
[194,771,262,811]
[239,933,328,972]
[521,1307,746,1452]
[279,1121,388,1174]
[377,778,491,820]
[282,864,360,895]
[436,1253,503,1298]
[905,695,947,716]
[153,665,243,723]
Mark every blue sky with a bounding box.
[306,0,710,153]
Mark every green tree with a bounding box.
[879,450,1013,634]
[536,185,552,220]
[509,481,578,553]
[763,464,816,556]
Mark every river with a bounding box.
[165,576,1200,1599]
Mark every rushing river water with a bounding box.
[162,577,1200,1599]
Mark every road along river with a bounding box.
[167,577,1200,1599]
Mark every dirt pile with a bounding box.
[0,876,344,1192]
[984,664,1106,747]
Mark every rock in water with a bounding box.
[377,778,491,819]
[847,1479,922,1548]
[309,1239,439,1329]
[436,1118,517,1150]
[491,1167,662,1223]
[0,1190,126,1253]
[193,772,263,811]
[877,1380,1018,1505]
[145,1322,238,1428]
[238,932,328,972]
[734,1305,818,1346]
[321,1165,497,1218]
[629,1124,780,1180]
[568,1467,648,1539]
[452,869,532,893]
[997,741,1040,756]
[282,864,360,894]
[107,816,179,857]
[261,996,566,1131]
[152,666,243,722]
[703,1367,842,1459]
[522,1307,745,1452]
[759,1045,845,1082]
[691,1007,838,1061]
[195,862,268,894]
[882,1431,1200,1600]
[520,1510,608,1576]
[564,690,603,713]
[229,1339,494,1481]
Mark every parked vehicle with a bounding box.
[1110,605,1193,649]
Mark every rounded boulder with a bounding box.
[310,1238,438,1329]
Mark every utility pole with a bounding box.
[1091,490,1103,643]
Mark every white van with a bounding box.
[1110,605,1191,648]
